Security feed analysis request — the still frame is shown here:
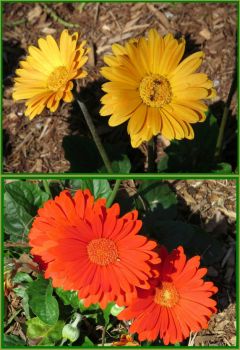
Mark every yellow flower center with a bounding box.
[154,282,179,307]
[139,74,172,108]
[87,238,119,266]
[47,66,69,91]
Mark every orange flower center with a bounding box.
[47,66,69,91]
[154,282,179,307]
[87,238,119,266]
[139,74,172,108]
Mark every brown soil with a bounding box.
[3,2,237,173]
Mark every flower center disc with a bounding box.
[87,238,119,266]
[47,66,69,91]
[154,282,179,307]
[139,74,172,108]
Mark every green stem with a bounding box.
[77,99,113,173]
[42,180,52,198]
[106,179,121,208]
[214,104,229,161]
[147,138,155,172]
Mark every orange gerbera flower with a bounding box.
[118,246,218,345]
[29,189,160,309]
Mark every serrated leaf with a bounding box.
[100,154,131,174]
[4,181,49,241]
[26,317,64,346]
[138,181,177,221]
[55,288,80,309]
[28,276,59,325]
[69,179,112,200]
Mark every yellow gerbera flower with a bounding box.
[13,30,89,119]
[100,29,216,148]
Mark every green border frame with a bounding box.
[1,0,239,348]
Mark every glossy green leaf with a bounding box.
[56,288,80,309]
[4,181,49,241]
[69,179,112,199]
[28,276,59,325]
[13,272,33,284]
[26,317,64,346]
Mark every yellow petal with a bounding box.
[174,87,209,100]
[168,52,204,79]
[147,107,162,135]
[164,103,200,123]
[127,103,147,135]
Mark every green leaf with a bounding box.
[164,112,220,173]
[13,286,30,319]
[28,276,59,325]
[138,181,177,221]
[69,179,112,200]
[55,288,80,309]
[4,181,49,241]
[100,154,131,173]
[151,220,225,265]
[82,336,94,346]
[4,334,26,346]
[103,302,114,325]
[213,162,232,174]
[13,271,33,284]
[26,317,64,346]
[110,304,125,317]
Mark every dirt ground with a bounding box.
[4,179,236,346]
[3,2,237,173]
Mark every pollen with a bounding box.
[47,66,69,91]
[139,74,172,108]
[87,238,119,266]
[154,282,180,307]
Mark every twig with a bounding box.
[102,324,107,346]
[4,242,29,248]
[5,19,26,27]
[42,4,79,28]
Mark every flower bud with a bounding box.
[62,324,80,343]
